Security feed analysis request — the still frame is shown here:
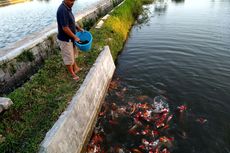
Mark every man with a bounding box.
[56,0,83,81]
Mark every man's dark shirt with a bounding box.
[56,2,76,42]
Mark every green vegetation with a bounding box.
[0,63,7,70]
[82,18,96,31]
[142,0,155,4]
[0,0,153,152]
[16,50,35,62]
[9,64,16,74]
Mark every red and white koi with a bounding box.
[166,114,173,123]
[177,105,187,113]
[196,117,207,124]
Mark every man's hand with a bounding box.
[78,27,84,32]
[63,26,81,42]
[74,36,81,43]
[76,25,84,32]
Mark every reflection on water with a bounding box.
[154,5,168,12]
[0,0,101,49]
[0,0,29,7]
[171,0,185,3]
[136,7,151,27]
[154,0,168,15]
[155,0,168,12]
[35,0,52,2]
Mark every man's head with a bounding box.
[64,0,75,8]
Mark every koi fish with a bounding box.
[161,124,170,130]
[99,111,105,116]
[90,134,103,145]
[109,119,119,125]
[87,144,102,153]
[161,148,170,153]
[166,114,173,123]
[151,130,159,137]
[137,103,150,109]
[141,129,149,135]
[153,147,160,153]
[196,117,207,124]
[156,122,165,129]
[130,103,137,115]
[115,91,124,99]
[117,107,127,114]
[155,113,168,128]
[137,95,149,101]
[142,138,150,146]
[131,148,143,153]
[142,110,153,122]
[159,136,174,142]
[177,105,187,112]
[109,80,119,90]
[149,139,159,148]
[134,117,143,126]
[177,130,187,139]
[159,136,174,148]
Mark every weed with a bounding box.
[17,50,35,62]
[0,62,7,69]
[82,18,95,31]
[112,0,117,7]
[47,35,55,47]
[142,0,155,4]
[9,64,16,74]
[97,7,104,18]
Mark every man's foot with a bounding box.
[74,67,82,73]
[72,75,80,81]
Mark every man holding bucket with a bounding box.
[56,0,83,81]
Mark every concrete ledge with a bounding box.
[95,20,104,29]
[39,46,115,153]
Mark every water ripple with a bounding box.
[116,0,230,152]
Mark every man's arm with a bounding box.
[76,23,84,32]
[63,26,80,42]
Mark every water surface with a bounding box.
[90,0,230,152]
[0,0,101,49]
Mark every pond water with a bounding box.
[0,0,101,49]
[88,0,230,152]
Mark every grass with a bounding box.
[0,0,153,152]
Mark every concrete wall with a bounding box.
[39,46,115,153]
[0,0,123,95]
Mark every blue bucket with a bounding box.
[74,31,93,52]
